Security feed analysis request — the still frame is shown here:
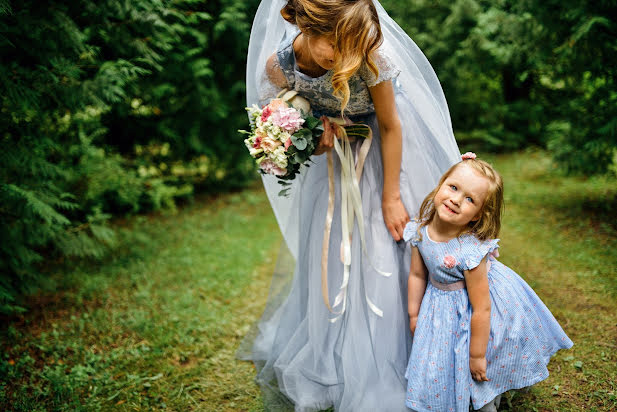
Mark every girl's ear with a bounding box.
[471,208,485,223]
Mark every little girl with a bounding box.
[403,153,573,412]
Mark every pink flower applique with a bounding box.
[443,255,456,268]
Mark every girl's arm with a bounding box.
[465,257,491,382]
[369,81,409,241]
[408,247,428,334]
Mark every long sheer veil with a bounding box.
[244,0,459,261]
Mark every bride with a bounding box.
[239,1,460,411]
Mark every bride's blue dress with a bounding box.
[242,27,460,412]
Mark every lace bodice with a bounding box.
[259,28,400,118]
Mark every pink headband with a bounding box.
[461,152,476,160]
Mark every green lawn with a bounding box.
[1,151,616,411]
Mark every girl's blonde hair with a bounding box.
[416,158,504,241]
[281,0,383,114]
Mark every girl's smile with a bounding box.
[443,203,457,214]
[433,163,490,229]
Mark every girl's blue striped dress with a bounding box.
[403,220,573,412]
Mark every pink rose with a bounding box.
[267,98,288,112]
[271,107,305,133]
[443,255,457,268]
[261,136,282,152]
[259,158,287,176]
[284,137,293,150]
[461,152,477,160]
[253,136,262,149]
[260,106,272,122]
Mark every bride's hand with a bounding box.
[313,116,337,155]
[382,196,409,241]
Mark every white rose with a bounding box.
[271,146,288,168]
[280,90,311,115]
[279,130,291,143]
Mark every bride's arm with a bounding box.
[259,53,289,105]
[369,80,409,241]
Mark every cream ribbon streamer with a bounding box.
[320,123,391,323]
[274,89,390,321]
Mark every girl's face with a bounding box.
[306,35,336,70]
[433,164,490,228]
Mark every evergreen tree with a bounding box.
[383,0,617,172]
[0,0,259,313]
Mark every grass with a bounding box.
[1,184,280,411]
[1,151,616,411]
[484,150,617,411]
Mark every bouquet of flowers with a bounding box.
[241,90,370,196]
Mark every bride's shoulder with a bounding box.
[266,53,288,89]
[361,46,401,87]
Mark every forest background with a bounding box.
[2,0,615,312]
[1,1,616,410]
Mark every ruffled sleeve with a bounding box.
[360,47,401,87]
[403,220,421,247]
[461,236,500,270]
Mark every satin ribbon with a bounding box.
[429,275,465,291]
[320,123,391,323]
[273,89,389,319]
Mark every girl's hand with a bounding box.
[382,196,409,241]
[313,116,337,155]
[470,356,489,382]
[409,315,418,334]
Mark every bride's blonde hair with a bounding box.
[281,0,383,114]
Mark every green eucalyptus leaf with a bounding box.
[294,153,306,163]
[304,116,320,129]
[291,136,308,150]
